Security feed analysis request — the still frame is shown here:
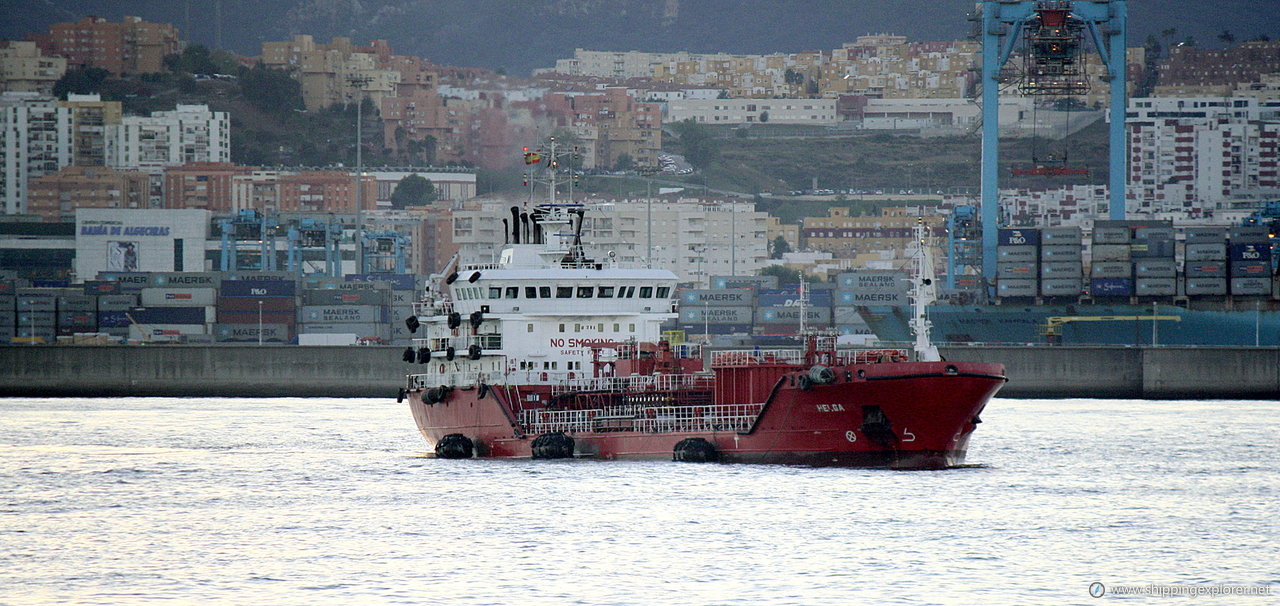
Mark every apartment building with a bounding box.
[800,206,946,259]
[1126,97,1280,218]
[1,92,70,214]
[541,87,662,168]
[29,16,178,75]
[0,41,67,94]
[163,162,253,212]
[1156,41,1280,95]
[449,197,767,286]
[260,35,401,111]
[27,165,149,222]
[114,104,230,172]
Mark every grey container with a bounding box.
[1131,239,1175,258]
[1040,261,1083,278]
[301,289,390,306]
[1185,243,1227,261]
[1185,227,1227,243]
[1042,227,1083,243]
[755,306,831,325]
[213,323,291,343]
[1184,262,1227,277]
[297,323,390,340]
[390,290,416,306]
[1040,278,1081,297]
[1133,226,1175,241]
[16,295,56,312]
[1040,244,1083,261]
[1135,278,1177,296]
[298,305,387,324]
[1092,227,1131,244]
[678,306,753,325]
[1090,261,1131,278]
[57,295,97,312]
[17,311,55,326]
[97,294,140,311]
[1134,259,1177,278]
[997,262,1038,279]
[1185,278,1227,296]
[1230,277,1270,296]
[996,245,1037,262]
[997,279,1037,297]
[1229,226,1269,242]
[1092,244,1131,262]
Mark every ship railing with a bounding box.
[406,371,491,390]
[413,300,452,316]
[519,402,765,435]
[550,373,715,397]
[710,349,805,367]
[709,347,911,367]
[411,333,503,351]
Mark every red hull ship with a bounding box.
[399,140,1005,468]
[405,343,1004,468]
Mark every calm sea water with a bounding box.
[1,397,1276,605]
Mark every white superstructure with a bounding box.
[407,201,678,390]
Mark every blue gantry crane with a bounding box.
[217,209,279,271]
[286,216,342,277]
[361,230,409,274]
[977,0,1127,289]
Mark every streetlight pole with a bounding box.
[257,300,263,346]
[348,75,372,275]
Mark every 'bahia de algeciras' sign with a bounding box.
[80,225,172,236]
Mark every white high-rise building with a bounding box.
[1126,96,1280,218]
[113,104,230,172]
[450,197,769,287]
[0,92,71,214]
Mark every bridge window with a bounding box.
[656,286,670,298]
[489,287,501,299]
[625,286,636,298]
[527,323,534,333]
[613,323,620,332]
[539,286,552,298]
[577,287,593,298]
[639,286,653,298]
[556,286,573,298]
[525,286,537,298]
[598,286,615,298]
[559,323,565,333]
[629,323,636,332]
[506,287,518,298]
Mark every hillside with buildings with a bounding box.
[0,8,1277,308]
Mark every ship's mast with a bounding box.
[910,217,941,362]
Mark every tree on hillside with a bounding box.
[670,119,721,170]
[163,45,238,76]
[390,174,437,208]
[239,63,303,114]
[769,236,791,259]
[52,67,109,99]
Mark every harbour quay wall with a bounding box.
[0,345,1277,400]
[939,346,1280,400]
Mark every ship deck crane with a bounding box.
[1040,314,1180,344]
